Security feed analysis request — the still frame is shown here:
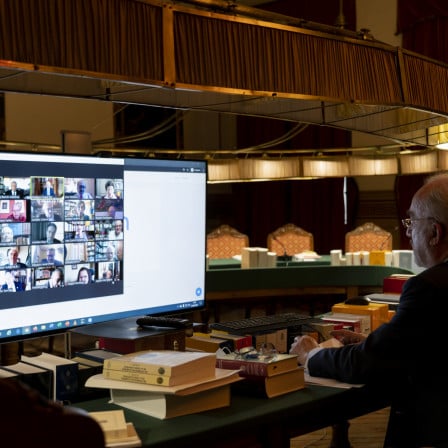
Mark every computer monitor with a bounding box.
[0,152,207,343]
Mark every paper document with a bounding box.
[305,373,363,389]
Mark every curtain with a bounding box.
[0,0,164,80]
[221,178,358,254]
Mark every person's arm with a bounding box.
[330,329,367,345]
[289,334,321,367]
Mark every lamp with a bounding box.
[349,155,398,176]
[302,156,349,177]
[239,158,301,180]
[207,159,241,182]
[399,150,438,174]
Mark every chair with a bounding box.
[206,224,249,259]
[267,223,314,256]
[345,222,392,252]
[0,378,105,447]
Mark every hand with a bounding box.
[330,329,367,345]
[289,335,319,366]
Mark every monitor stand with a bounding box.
[70,316,187,353]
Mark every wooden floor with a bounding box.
[290,407,390,448]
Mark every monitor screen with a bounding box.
[0,152,207,342]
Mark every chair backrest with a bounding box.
[206,224,249,259]
[267,223,314,256]
[345,222,392,252]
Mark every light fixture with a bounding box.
[349,155,398,176]
[207,159,240,182]
[61,130,92,154]
[399,150,438,174]
[302,156,349,177]
[239,158,301,180]
[429,123,448,149]
[438,149,448,171]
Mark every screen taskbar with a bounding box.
[0,299,205,340]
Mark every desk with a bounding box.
[76,384,389,448]
[205,263,413,320]
[208,256,333,269]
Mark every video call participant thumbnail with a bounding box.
[3,179,27,198]
[31,199,64,222]
[0,225,14,244]
[1,246,29,268]
[0,268,29,292]
[94,198,123,220]
[76,179,94,199]
[64,222,95,241]
[47,267,64,288]
[108,220,123,240]
[64,264,95,285]
[7,200,27,222]
[31,245,64,267]
[96,178,123,199]
[95,242,122,262]
[64,200,93,221]
[98,261,121,282]
[65,242,94,264]
[0,200,27,222]
[30,177,64,198]
[0,223,30,246]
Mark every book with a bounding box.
[1,361,53,399]
[70,318,186,354]
[89,410,142,447]
[85,368,242,419]
[110,383,231,420]
[21,352,79,402]
[71,355,104,369]
[106,422,141,448]
[71,356,108,401]
[102,350,216,386]
[85,367,241,396]
[321,314,363,334]
[185,334,234,352]
[102,366,213,387]
[74,349,122,364]
[0,368,17,379]
[322,312,371,335]
[98,328,186,354]
[208,330,253,351]
[331,302,389,330]
[215,352,299,377]
[89,410,128,442]
[309,321,345,342]
[232,366,305,398]
[252,329,288,354]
